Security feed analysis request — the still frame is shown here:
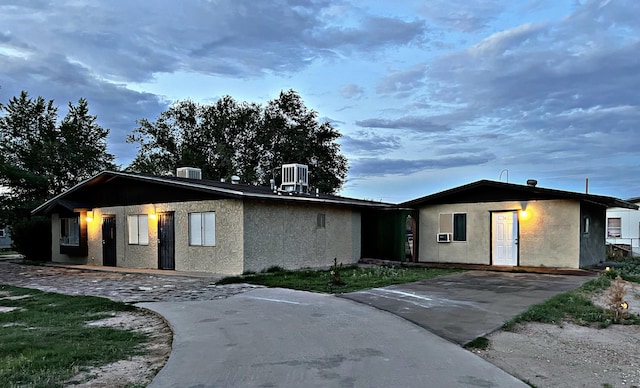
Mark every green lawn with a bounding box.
[217,264,463,293]
[0,285,149,388]
[503,273,640,330]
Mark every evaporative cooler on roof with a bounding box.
[280,163,308,193]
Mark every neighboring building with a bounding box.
[400,180,638,269]
[32,167,390,275]
[0,224,12,251]
[606,197,640,257]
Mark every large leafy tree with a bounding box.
[0,91,115,219]
[127,90,348,193]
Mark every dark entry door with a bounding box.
[102,216,116,267]
[158,212,175,270]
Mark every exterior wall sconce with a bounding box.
[519,210,529,219]
[86,211,94,222]
[149,204,157,220]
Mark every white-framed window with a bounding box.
[128,214,149,245]
[439,213,467,242]
[189,212,216,246]
[60,217,80,246]
[607,217,621,238]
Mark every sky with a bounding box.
[1,0,639,203]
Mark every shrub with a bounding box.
[9,216,51,261]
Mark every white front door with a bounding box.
[492,211,518,266]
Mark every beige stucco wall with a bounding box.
[59,199,244,274]
[171,199,244,274]
[418,200,581,268]
[242,200,361,273]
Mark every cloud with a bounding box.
[376,64,427,95]
[356,116,451,132]
[349,153,495,178]
[340,84,364,99]
[417,0,506,32]
[340,131,401,155]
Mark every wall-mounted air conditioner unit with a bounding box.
[437,233,452,243]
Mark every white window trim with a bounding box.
[60,216,80,246]
[128,214,149,245]
[189,212,216,246]
[607,217,621,238]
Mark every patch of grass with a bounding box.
[605,257,640,283]
[464,336,489,350]
[217,264,463,294]
[0,250,19,256]
[503,275,640,330]
[0,285,148,387]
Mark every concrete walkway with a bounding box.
[140,288,526,388]
[339,271,595,345]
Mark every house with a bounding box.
[400,180,638,269]
[31,165,391,275]
[0,224,12,251]
[606,197,640,257]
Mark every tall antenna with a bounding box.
[499,169,509,183]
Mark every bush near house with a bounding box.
[9,216,51,261]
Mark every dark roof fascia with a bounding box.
[625,197,640,204]
[400,179,639,210]
[32,170,391,215]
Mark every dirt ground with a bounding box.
[474,280,640,388]
[72,281,640,387]
[66,308,173,387]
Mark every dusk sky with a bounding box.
[1,0,639,203]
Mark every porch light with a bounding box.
[149,213,157,220]
[86,211,94,222]
[519,210,529,219]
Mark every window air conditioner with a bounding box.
[437,233,452,243]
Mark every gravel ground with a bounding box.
[474,281,640,388]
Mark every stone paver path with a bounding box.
[0,260,260,302]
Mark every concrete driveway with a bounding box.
[140,287,526,388]
[339,271,595,345]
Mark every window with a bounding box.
[60,217,80,246]
[317,213,326,229]
[453,213,467,241]
[439,213,467,242]
[0,227,5,238]
[189,212,216,246]
[583,216,590,235]
[128,215,149,245]
[607,217,621,238]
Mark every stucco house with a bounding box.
[400,180,638,269]
[32,165,390,274]
[606,197,640,257]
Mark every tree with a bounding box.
[0,91,116,258]
[127,90,348,193]
[260,90,347,194]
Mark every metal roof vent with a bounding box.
[280,163,308,193]
[231,175,240,184]
[177,167,202,180]
[526,179,538,187]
